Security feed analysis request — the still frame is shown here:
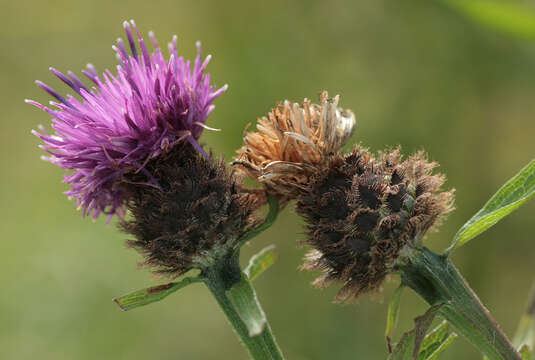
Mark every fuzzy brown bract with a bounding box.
[297,147,454,302]
[233,91,356,200]
[121,143,260,277]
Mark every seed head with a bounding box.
[297,147,454,302]
[233,91,355,200]
[121,143,260,276]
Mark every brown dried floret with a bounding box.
[297,147,454,302]
[121,143,260,277]
[233,91,356,199]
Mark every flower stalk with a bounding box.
[398,246,521,360]
[203,252,284,360]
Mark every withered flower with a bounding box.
[297,147,454,302]
[122,142,260,277]
[233,91,356,199]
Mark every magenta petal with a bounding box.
[30,21,226,220]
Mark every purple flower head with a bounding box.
[28,20,227,221]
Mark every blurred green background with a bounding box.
[1,0,534,359]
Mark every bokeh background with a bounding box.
[1,0,534,359]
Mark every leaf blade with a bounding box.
[419,321,457,360]
[513,282,535,353]
[386,285,404,351]
[245,245,277,282]
[424,333,457,360]
[519,345,533,360]
[387,304,443,360]
[227,273,267,337]
[113,277,202,311]
[439,0,535,40]
[450,159,535,250]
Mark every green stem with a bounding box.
[203,259,284,360]
[399,246,521,360]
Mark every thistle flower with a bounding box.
[297,147,454,302]
[121,142,261,277]
[28,20,227,220]
[233,91,355,199]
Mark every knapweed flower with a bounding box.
[297,147,454,302]
[233,91,355,199]
[121,142,260,277]
[28,20,227,220]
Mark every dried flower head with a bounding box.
[29,20,227,220]
[233,91,355,199]
[297,147,454,302]
[121,142,260,277]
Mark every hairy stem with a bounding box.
[399,246,521,360]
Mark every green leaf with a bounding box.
[239,194,279,246]
[519,345,533,360]
[245,245,277,282]
[439,0,535,40]
[386,285,404,351]
[513,283,535,352]
[389,329,417,360]
[388,304,443,360]
[514,314,535,351]
[112,277,202,311]
[419,321,457,360]
[227,273,267,337]
[449,159,535,251]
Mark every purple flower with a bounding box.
[28,20,227,221]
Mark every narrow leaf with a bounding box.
[419,321,449,356]
[450,159,535,250]
[419,321,457,360]
[519,345,533,360]
[113,277,202,311]
[423,333,457,360]
[515,314,535,351]
[439,0,535,40]
[386,285,404,352]
[227,273,267,337]
[513,283,535,351]
[388,304,443,360]
[245,245,277,282]
[239,194,279,246]
[388,329,417,360]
